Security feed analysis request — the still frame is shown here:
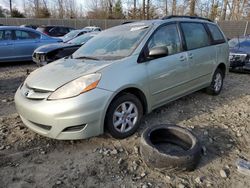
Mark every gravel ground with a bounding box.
[0,63,250,188]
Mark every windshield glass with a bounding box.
[229,37,250,48]
[68,34,95,45]
[73,24,150,60]
[63,30,80,39]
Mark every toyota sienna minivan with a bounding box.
[15,16,229,140]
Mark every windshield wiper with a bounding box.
[74,56,100,60]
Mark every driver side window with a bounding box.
[147,24,182,56]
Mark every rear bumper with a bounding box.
[15,86,113,140]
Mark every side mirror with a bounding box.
[148,46,168,58]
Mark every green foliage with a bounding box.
[11,8,25,18]
[113,0,124,19]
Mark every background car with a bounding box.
[36,25,75,37]
[83,26,102,32]
[20,24,39,30]
[60,28,93,42]
[33,32,99,66]
[0,26,62,62]
[229,36,250,72]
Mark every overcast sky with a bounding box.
[0,0,86,11]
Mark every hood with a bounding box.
[25,58,113,91]
[34,42,77,53]
[230,47,250,55]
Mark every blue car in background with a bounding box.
[0,26,62,63]
[229,36,250,72]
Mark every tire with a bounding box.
[140,124,201,172]
[206,68,224,95]
[105,93,143,139]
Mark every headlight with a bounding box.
[48,73,101,100]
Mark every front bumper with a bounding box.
[229,53,248,68]
[15,87,113,140]
[32,52,50,66]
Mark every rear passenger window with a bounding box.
[0,30,13,40]
[207,24,225,44]
[15,30,40,40]
[181,23,210,50]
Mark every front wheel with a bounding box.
[206,68,224,95]
[105,93,143,139]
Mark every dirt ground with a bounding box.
[0,63,250,188]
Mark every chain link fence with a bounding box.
[1,18,250,39]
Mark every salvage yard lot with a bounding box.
[0,63,250,188]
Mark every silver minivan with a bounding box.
[15,16,229,140]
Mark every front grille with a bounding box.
[22,84,52,100]
[26,84,51,93]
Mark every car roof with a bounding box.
[0,26,40,32]
[84,26,101,29]
[124,16,214,27]
[38,25,73,28]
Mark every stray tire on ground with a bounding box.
[140,124,202,172]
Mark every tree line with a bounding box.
[0,0,250,21]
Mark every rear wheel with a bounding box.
[105,93,143,139]
[206,68,224,95]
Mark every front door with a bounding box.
[145,24,190,108]
[0,30,15,61]
[13,29,41,60]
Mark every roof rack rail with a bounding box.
[162,15,213,22]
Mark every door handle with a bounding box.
[179,55,186,61]
[4,43,13,45]
[188,53,193,59]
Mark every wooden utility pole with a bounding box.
[146,0,150,19]
[133,0,136,19]
[142,0,145,19]
[165,0,168,16]
[172,0,176,15]
[189,0,196,16]
[9,0,13,16]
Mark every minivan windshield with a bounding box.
[73,24,150,60]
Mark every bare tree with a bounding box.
[57,0,64,18]
[221,0,228,20]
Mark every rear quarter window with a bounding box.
[207,24,225,44]
[180,22,210,50]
